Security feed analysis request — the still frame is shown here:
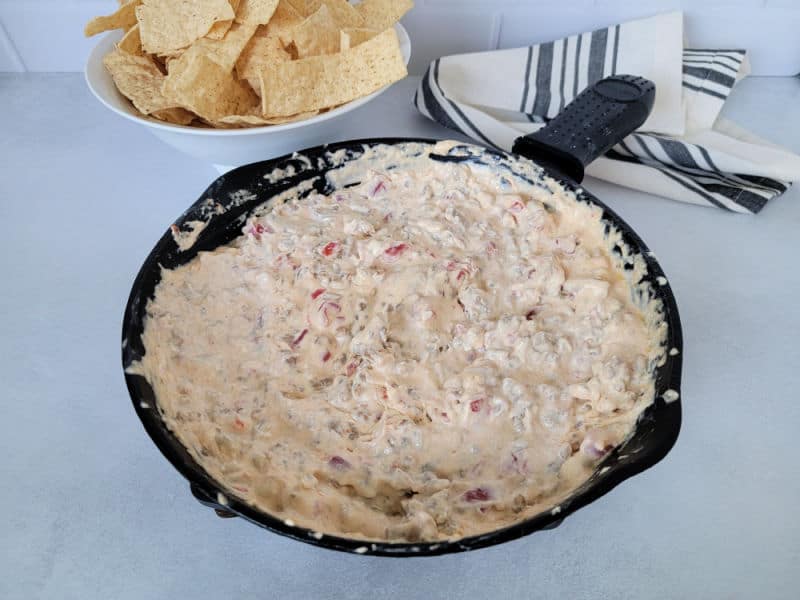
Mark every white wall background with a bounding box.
[0,0,798,75]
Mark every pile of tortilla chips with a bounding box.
[86,0,412,128]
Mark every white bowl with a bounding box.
[85,25,411,172]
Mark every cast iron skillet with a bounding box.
[122,75,682,556]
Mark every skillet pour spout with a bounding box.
[122,75,682,556]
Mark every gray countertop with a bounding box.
[2,73,799,600]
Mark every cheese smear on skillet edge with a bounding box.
[129,141,667,542]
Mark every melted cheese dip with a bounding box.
[131,142,665,542]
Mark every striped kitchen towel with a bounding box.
[414,11,800,213]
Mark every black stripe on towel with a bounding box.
[418,64,462,133]
[655,168,733,210]
[652,136,702,169]
[609,146,730,210]
[696,144,724,174]
[684,49,745,58]
[611,24,620,74]
[701,185,768,213]
[622,139,740,210]
[654,136,785,194]
[735,174,788,193]
[682,65,736,89]
[573,33,583,99]
[520,46,534,112]
[694,145,787,195]
[412,87,424,115]
[628,137,767,212]
[412,77,429,118]
[684,51,744,70]
[532,42,554,116]
[587,27,608,84]
[644,136,776,197]
[558,38,569,112]
[681,81,727,100]
[684,48,746,53]
[682,57,740,76]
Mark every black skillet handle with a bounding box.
[511,75,655,183]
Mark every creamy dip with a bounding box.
[131,141,666,542]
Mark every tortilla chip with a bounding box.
[303,0,364,28]
[163,53,259,121]
[236,27,292,95]
[151,107,197,125]
[262,110,319,123]
[206,0,242,39]
[157,48,185,60]
[103,48,181,115]
[284,0,308,15]
[214,109,317,126]
[266,0,305,47]
[259,27,406,117]
[181,21,258,71]
[235,0,280,25]
[156,51,184,76]
[136,0,235,54]
[289,5,340,58]
[206,20,233,40]
[84,0,141,37]
[117,24,145,56]
[233,3,299,93]
[356,0,413,31]
[340,27,378,51]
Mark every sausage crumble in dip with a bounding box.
[130,141,666,542]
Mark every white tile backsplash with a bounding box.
[497,7,621,50]
[0,0,797,74]
[402,9,501,74]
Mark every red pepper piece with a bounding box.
[464,487,491,502]
[291,328,308,348]
[384,243,408,257]
[322,241,339,256]
[329,455,350,470]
